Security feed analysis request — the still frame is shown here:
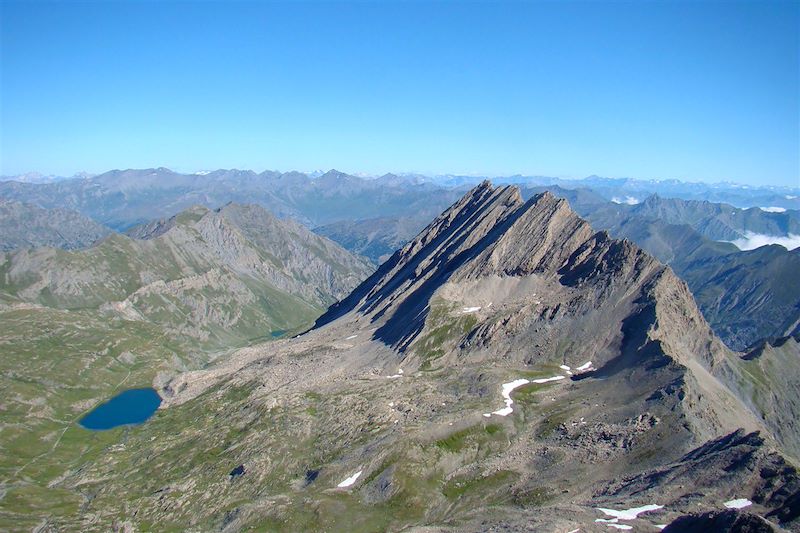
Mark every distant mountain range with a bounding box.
[0,168,465,230]
[1,168,797,352]
[2,168,798,231]
[0,171,94,184]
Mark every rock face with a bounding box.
[663,509,779,533]
[716,333,800,461]
[0,198,111,251]
[23,183,799,532]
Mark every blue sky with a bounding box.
[1,1,798,186]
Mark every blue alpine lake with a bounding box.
[79,387,162,430]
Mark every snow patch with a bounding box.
[345,335,358,340]
[596,504,664,520]
[724,498,752,509]
[725,232,800,251]
[386,368,404,379]
[462,306,481,313]
[337,470,362,488]
[483,379,529,417]
[576,361,594,371]
[560,365,572,370]
[759,206,786,213]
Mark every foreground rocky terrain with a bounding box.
[23,183,797,532]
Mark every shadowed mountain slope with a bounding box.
[0,198,112,251]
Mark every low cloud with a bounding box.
[726,231,800,251]
[611,196,639,205]
[759,206,786,213]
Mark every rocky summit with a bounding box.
[29,183,800,532]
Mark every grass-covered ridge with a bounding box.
[0,203,374,531]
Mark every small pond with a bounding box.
[79,387,162,430]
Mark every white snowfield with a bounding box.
[596,504,664,520]
[345,335,358,340]
[724,498,752,509]
[483,379,529,417]
[462,306,481,313]
[483,375,568,417]
[576,361,593,371]
[560,365,571,370]
[336,470,362,488]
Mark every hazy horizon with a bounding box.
[2,1,798,187]
[4,166,800,191]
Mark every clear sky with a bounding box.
[1,1,798,186]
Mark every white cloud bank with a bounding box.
[726,232,800,251]
[759,206,787,213]
[611,196,640,205]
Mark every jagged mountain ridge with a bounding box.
[316,182,759,440]
[316,185,800,352]
[44,181,800,532]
